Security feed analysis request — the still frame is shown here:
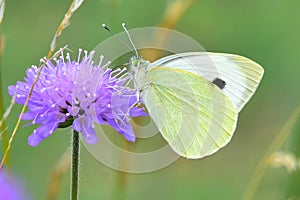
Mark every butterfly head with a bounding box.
[128,55,150,93]
[130,56,150,69]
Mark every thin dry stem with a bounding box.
[46,150,71,200]
[242,105,300,200]
[50,45,72,60]
[160,0,194,29]
[0,0,85,171]
[0,7,9,168]
[0,94,15,130]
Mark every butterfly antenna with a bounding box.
[102,24,134,53]
[122,23,139,58]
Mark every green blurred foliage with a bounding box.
[286,116,300,199]
[0,0,299,199]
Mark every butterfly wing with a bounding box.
[149,52,264,112]
[142,66,238,159]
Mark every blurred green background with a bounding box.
[1,0,300,199]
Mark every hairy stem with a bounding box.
[71,130,80,200]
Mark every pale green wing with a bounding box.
[142,66,238,159]
[150,52,264,112]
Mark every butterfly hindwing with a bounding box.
[142,66,238,159]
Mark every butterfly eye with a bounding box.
[133,59,140,67]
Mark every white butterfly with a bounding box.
[123,24,264,159]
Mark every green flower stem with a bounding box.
[71,130,80,200]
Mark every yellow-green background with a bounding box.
[1,0,299,199]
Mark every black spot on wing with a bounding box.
[212,78,226,89]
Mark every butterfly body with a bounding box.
[130,56,149,92]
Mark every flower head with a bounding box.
[8,50,146,146]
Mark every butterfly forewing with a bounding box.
[149,52,264,112]
[142,66,238,159]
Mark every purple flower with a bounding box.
[0,171,30,200]
[8,50,146,146]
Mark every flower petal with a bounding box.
[28,132,45,147]
[73,117,98,144]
